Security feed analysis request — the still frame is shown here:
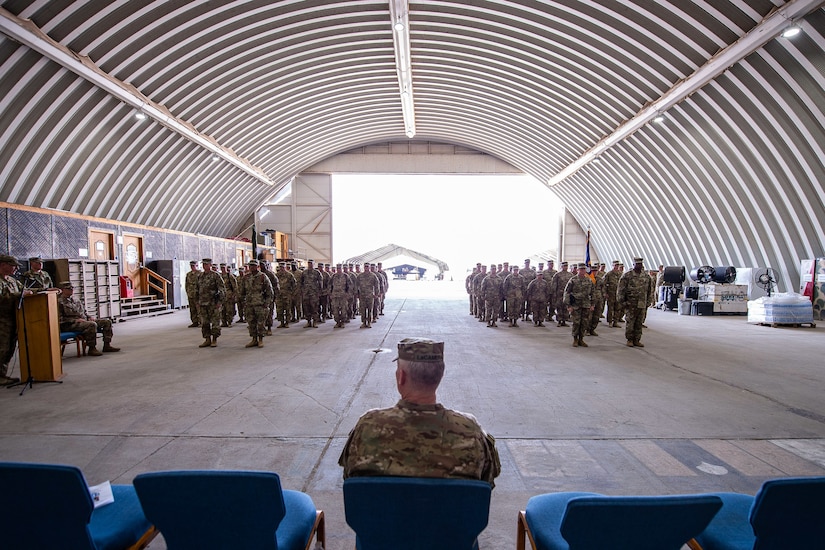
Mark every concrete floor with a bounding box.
[2,279,824,549]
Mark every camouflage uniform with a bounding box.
[346,266,358,320]
[339,399,501,486]
[319,265,332,321]
[542,264,558,320]
[520,262,536,320]
[195,261,226,346]
[564,269,595,346]
[617,259,653,347]
[21,268,53,290]
[603,263,622,326]
[330,267,351,327]
[58,292,116,352]
[550,266,574,326]
[261,262,280,333]
[290,265,303,322]
[185,264,200,326]
[241,264,273,346]
[589,269,606,335]
[220,266,238,326]
[376,264,389,315]
[356,268,380,327]
[466,267,479,315]
[502,269,525,326]
[480,268,503,327]
[300,262,324,327]
[0,273,23,379]
[275,264,297,327]
[471,267,487,321]
[526,274,551,325]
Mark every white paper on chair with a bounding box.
[89,481,114,508]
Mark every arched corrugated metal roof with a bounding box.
[1,1,824,287]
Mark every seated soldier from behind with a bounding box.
[57,282,120,356]
[339,337,500,487]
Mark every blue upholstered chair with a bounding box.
[688,476,825,550]
[343,476,492,550]
[0,461,157,550]
[133,470,324,550]
[517,492,723,550]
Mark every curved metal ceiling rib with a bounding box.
[1,0,824,288]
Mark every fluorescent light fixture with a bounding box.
[134,111,146,120]
[782,25,801,38]
[653,115,665,124]
[389,0,416,138]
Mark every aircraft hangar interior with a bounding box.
[1,2,824,549]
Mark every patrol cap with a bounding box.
[202,258,213,264]
[0,254,20,266]
[393,337,444,363]
[561,261,568,266]
[29,256,43,263]
[248,259,259,266]
[612,260,620,265]
[633,257,644,264]
[189,260,197,265]
[58,281,73,289]
[219,263,226,267]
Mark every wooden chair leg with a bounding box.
[75,339,83,357]
[304,510,325,550]
[517,510,537,550]
[686,539,704,550]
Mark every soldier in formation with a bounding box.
[356,263,381,328]
[195,258,226,348]
[480,264,503,327]
[329,263,351,328]
[526,271,551,326]
[185,260,200,327]
[275,263,296,328]
[617,257,652,347]
[502,265,525,327]
[550,262,574,327]
[301,260,324,328]
[260,261,280,334]
[564,263,595,347]
[219,263,238,327]
[240,259,273,348]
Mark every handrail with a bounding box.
[140,267,170,305]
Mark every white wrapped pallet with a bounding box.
[747,293,815,326]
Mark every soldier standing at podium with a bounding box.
[21,256,55,290]
[0,254,33,385]
[57,282,120,356]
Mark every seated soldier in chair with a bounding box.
[57,282,120,356]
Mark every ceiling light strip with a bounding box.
[0,7,273,186]
[547,0,825,186]
[389,0,416,138]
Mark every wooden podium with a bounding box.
[16,291,63,381]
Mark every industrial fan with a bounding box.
[756,268,777,297]
[689,265,715,284]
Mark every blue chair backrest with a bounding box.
[0,462,97,549]
[750,476,825,549]
[560,494,723,550]
[343,476,492,550]
[133,470,287,550]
